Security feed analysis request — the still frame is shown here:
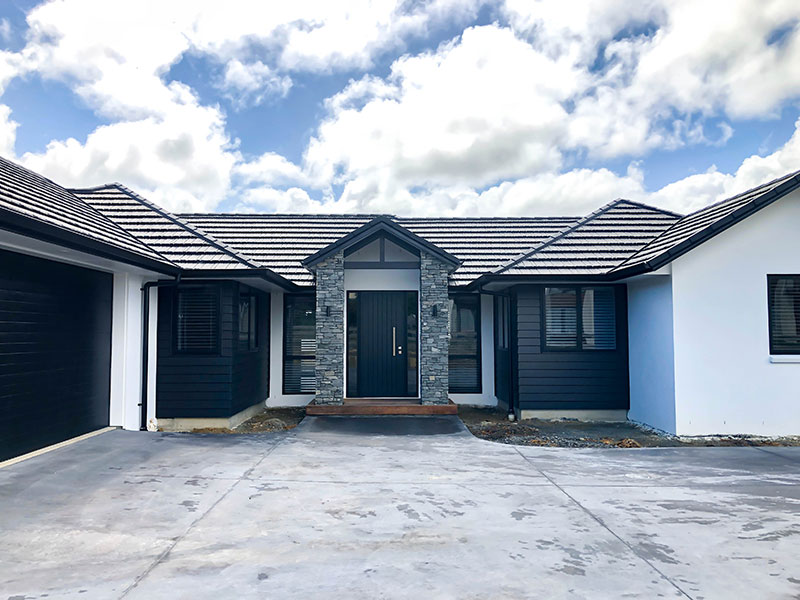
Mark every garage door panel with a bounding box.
[0,248,112,461]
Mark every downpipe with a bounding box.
[139,275,181,431]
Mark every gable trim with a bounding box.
[302,216,461,270]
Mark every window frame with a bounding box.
[448,293,482,394]
[767,274,800,355]
[282,293,316,395]
[173,284,221,356]
[238,291,259,352]
[541,285,617,352]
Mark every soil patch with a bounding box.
[458,406,800,448]
[192,407,305,434]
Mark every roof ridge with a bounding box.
[74,183,262,269]
[491,198,627,274]
[613,198,684,218]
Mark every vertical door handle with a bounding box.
[392,327,396,356]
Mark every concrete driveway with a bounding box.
[1,417,799,599]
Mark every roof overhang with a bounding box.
[0,207,180,276]
[178,267,302,291]
[302,216,461,271]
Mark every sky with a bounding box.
[0,0,799,217]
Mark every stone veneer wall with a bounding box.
[419,251,452,404]
[314,251,345,404]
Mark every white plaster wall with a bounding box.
[627,275,676,433]
[267,290,314,406]
[109,272,147,430]
[451,293,497,406]
[671,190,800,435]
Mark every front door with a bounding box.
[347,291,418,397]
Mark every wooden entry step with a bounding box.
[305,398,458,416]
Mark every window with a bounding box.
[768,275,800,354]
[283,294,316,394]
[238,292,258,351]
[449,294,481,393]
[344,234,420,268]
[494,295,510,351]
[175,286,219,354]
[543,286,616,351]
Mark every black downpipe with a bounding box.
[140,276,181,431]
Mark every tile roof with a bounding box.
[72,184,261,271]
[613,169,800,275]
[179,213,580,285]
[0,156,173,269]
[491,200,681,278]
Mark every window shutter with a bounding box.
[581,287,616,350]
[176,287,219,353]
[769,275,800,354]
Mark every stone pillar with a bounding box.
[420,251,452,404]
[314,251,345,404]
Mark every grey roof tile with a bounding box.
[613,170,800,273]
[179,214,580,285]
[491,200,681,278]
[0,156,172,267]
[72,184,262,271]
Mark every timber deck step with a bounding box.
[305,399,458,416]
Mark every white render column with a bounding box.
[109,272,146,431]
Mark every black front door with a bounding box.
[347,291,418,397]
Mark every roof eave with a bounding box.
[179,267,302,291]
[0,208,180,276]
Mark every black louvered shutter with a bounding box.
[768,275,800,354]
[176,287,219,353]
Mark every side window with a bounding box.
[283,295,316,393]
[543,286,617,351]
[768,275,800,354]
[238,293,258,351]
[449,294,481,393]
[175,286,220,354]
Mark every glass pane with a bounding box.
[770,276,800,353]
[177,287,219,353]
[238,295,251,350]
[385,238,419,262]
[406,292,418,395]
[284,358,316,394]
[347,292,358,397]
[449,357,479,393]
[581,287,616,350]
[249,295,258,350]
[544,287,577,348]
[449,295,480,392]
[285,295,316,356]
[345,238,381,262]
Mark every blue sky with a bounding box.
[0,1,798,216]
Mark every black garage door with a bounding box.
[1,248,113,461]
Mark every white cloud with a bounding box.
[0,0,798,220]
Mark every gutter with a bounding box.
[139,275,181,431]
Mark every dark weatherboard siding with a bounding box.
[156,281,269,419]
[513,285,629,411]
[0,248,112,461]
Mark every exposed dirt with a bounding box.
[458,406,800,448]
[192,408,306,434]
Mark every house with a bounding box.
[1,154,799,461]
